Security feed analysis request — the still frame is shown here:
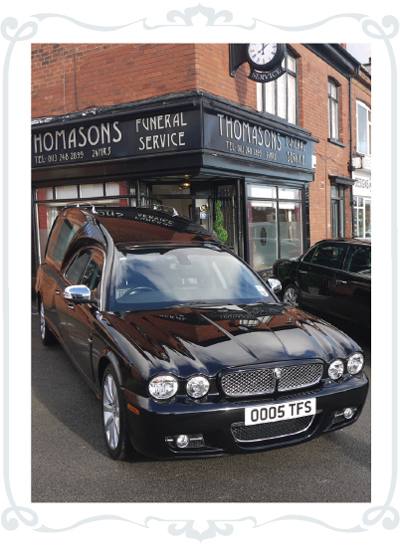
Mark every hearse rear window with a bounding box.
[45,211,84,268]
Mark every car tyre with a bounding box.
[102,364,135,461]
[39,299,56,345]
[282,284,301,309]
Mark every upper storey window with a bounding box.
[356,101,371,155]
[259,52,298,125]
[328,79,340,141]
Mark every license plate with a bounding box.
[244,398,316,426]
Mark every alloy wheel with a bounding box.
[103,374,121,451]
[283,286,299,308]
[40,303,46,340]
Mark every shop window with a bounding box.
[105,182,129,196]
[36,187,53,200]
[55,185,78,200]
[356,101,371,156]
[247,183,303,272]
[259,51,298,124]
[353,197,371,239]
[80,183,104,198]
[216,185,237,251]
[278,201,303,260]
[328,79,340,141]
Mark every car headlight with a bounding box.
[149,375,178,400]
[347,353,364,375]
[328,360,344,380]
[186,376,210,398]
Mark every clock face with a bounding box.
[247,43,279,68]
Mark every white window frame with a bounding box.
[356,100,371,156]
[257,52,298,124]
[328,79,340,141]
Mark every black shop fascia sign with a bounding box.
[31,96,315,172]
[31,108,202,168]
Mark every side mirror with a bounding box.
[63,285,94,303]
[267,277,282,294]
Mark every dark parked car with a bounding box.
[36,207,369,461]
[273,239,371,329]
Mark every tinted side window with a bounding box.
[343,245,371,277]
[51,220,78,262]
[82,251,104,292]
[65,250,92,284]
[302,247,316,263]
[311,244,345,268]
[45,209,86,268]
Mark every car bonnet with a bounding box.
[103,303,360,378]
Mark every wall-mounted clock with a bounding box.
[246,43,285,71]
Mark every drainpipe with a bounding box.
[349,74,355,237]
[236,178,243,258]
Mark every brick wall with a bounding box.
[31,44,255,118]
[292,45,354,244]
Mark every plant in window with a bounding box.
[213,200,228,244]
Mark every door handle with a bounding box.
[55,289,60,295]
[336,280,347,285]
[67,303,75,310]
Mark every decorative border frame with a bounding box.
[1,3,398,542]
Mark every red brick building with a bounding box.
[31,43,368,283]
[350,63,371,239]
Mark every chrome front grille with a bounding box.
[277,364,323,392]
[221,369,275,396]
[220,364,323,397]
[231,415,314,442]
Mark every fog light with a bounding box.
[176,435,190,448]
[328,360,344,380]
[343,407,355,420]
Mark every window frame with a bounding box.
[330,183,346,238]
[328,78,340,142]
[310,242,346,269]
[245,182,305,271]
[356,100,371,156]
[258,51,299,125]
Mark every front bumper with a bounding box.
[123,372,369,460]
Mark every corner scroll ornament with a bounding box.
[1,505,39,532]
[145,517,256,541]
[361,14,399,41]
[1,17,38,43]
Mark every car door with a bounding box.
[63,248,104,382]
[40,212,84,338]
[297,242,346,317]
[332,244,371,327]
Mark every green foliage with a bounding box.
[213,200,228,244]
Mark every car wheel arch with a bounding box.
[98,351,124,390]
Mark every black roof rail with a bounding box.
[62,202,97,213]
[152,204,180,217]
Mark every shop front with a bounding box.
[32,91,316,284]
[352,155,371,239]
